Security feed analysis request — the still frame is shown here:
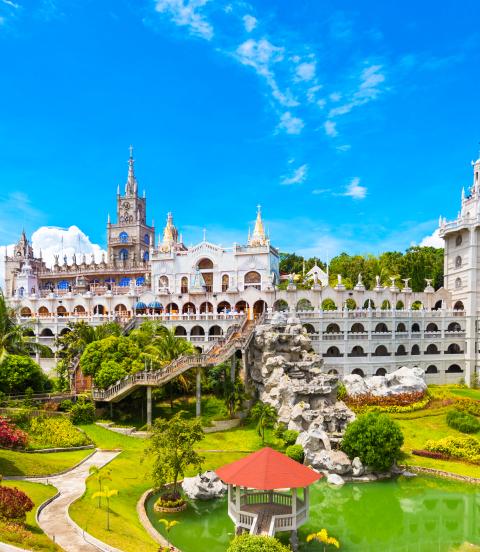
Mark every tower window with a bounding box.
[119,249,129,261]
[143,251,149,261]
[455,235,462,246]
[455,256,462,268]
[119,232,128,243]
[455,277,462,289]
[119,277,131,287]
[144,234,150,245]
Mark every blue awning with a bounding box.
[148,301,163,309]
[135,302,147,309]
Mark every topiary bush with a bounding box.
[446,409,480,434]
[70,398,96,425]
[341,412,404,472]
[0,486,34,522]
[227,534,291,552]
[424,436,480,464]
[282,429,299,447]
[285,444,304,463]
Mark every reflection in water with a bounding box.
[147,476,480,552]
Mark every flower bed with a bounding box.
[412,449,448,460]
[0,417,28,449]
[22,417,91,450]
[346,391,430,413]
[424,436,480,464]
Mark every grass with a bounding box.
[0,448,92,476]
[0,480,61,551]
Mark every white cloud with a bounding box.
[281,164,308,185]
[329,92,342,102]
[324,120,338,137]
[1,0,19,7]
[419,228,444,248]
[154,0,214,40]
[295,61,316,81]
[278,111,304,134]
[343,177,367,199]
[336,144,351,152]
[312,188,331,195]
[242,14,257,32]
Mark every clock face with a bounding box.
[123,201,130,209]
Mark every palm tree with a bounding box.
[250,401,278,445]
[158,519,180,548]
[91,486,118,530]
[89,466,112,507]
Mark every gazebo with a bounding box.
[216,447,322,548]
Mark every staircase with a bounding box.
[92,315,262,403]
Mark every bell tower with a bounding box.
[107,147,155,264]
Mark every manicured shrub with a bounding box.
[25,416,90,449]
[446,410,480,434]
[412,449,447,460]
[454,398,480,417]
[70,399,96,425]
[282,429,299,447]
[59,399,73,412]
[227,534,291,552]
[0,416,28,449]
[0,486,34,522]
[424,436,480,464]
[0,355,49,394]
[285,444,304,463]
[341,412,404,472]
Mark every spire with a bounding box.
[125,145,138,196]
[159,212,178,252]
[248,205,268,247]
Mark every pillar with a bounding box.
[146,386,152,428]
[196,367,201,417]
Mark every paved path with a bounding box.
[28,449,121,552]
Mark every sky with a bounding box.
[1,0,480,280]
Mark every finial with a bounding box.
[129,144,134,159]
[107,213,110,224]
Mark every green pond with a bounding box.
[147,476,480,551]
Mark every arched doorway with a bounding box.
[297,298,313,311]
[38,306,50,317]
[165,303,179,314]
[273,299,288,312]
[20,307,32,317]
[182,302,196,315]
[93,304,106,315]
[200,302,213,314]
[217,301,231,314]
[303,323,315,334]
[197,258,214,292]
[73,305,86,315]
[235,301,248,314]
[375,368,387,376]
[174,326,187,337]
[115,304,128,315]
[191,326,205,339]
[244,271,261,290]
[253,300,267,317]
[209,325,223,338]
[57,306,67,317]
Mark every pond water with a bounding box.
[147,476,480,551]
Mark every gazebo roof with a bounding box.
[216,447,322,490]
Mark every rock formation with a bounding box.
[343,366,427,397]
[181,471,227,500]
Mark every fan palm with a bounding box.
[91,486,118,530]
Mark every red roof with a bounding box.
[215,447,322,490]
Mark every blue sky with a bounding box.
[1,0,479,264]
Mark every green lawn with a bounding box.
[0,480,61,551]
[0,448,92,477]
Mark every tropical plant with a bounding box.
[0,355,49,394]
[224,378,246,418]
[341,412,404,472]
[25,416,90,449]
[282,429,299,447]
[306,528,341,550]
[144,411,204,497]
[158,518,180,548]
[227,534,291,551]
[91,486,118,530]
[89,466,112,507]
[0,485,34,523]
[250,401,278,445]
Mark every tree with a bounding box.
[227,534,291,552]
[341,412,404,472]
[158,518,180,548]
[0,355,49,394]
[0,485,34,523]
[0,416,28,449]
[224,378,246,418]
[94,360,128,389]
[306,528,340,550]
[89,466,112,508]
[143,411,204,497]
[91,486,118,530]
[250,401,278,445]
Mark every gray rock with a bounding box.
[309,449,352,475]
[327,473,345,486]
[344,367,427,397]
[182,471,227,500]
[343,374,368,396]
[352,457,364,477]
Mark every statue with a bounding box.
[63,254,67,265]
[357,273,363,285]
[54,254,59,266]
[90,253,95,264]
[375,275,380,287]
[337,274,342,285]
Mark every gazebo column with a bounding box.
[290,489,298,552]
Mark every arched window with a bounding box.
[412,323,420,333]
[446,364,463,373]
[159,275,169,289]
[200,302,213,314]
[197,258,213,270]
[325,323,340,334]
[18,287,25,297]
[455,256,462,268]
[165,302,179,314]
[115,304,127,314]
[396,344,407,356]
[433,300,443,310]
[136,277,145,286]
[426,323,438,332]
[222,274,229,292]
[175,326,187,337]
[57,306,67,317]
[297,298,314,311]
[303,323,315,334]
[59,327,71,336]
[182,302,196,314]
[273,299,288,312]
[350,323,365,333]
[119,232,128,243]
[454,301,464,311]
[375,323,389,333]
[93,305,105,315]
[352,368,365,377]
[397,323,407,332]
[426,344,439,354]
[455,277,462,289]
[455,235,462,246]
[20,307,32,317]
[119,277,131,287]
[375,368,387,376]
[216,301,231,314]
[381,300,391,310]
[143,251,149,262]
[209,325,223,337]
[197,258,213,291]
[181,276,188,294]
[325,346,341,357]
[373,345,389,356]
[57,280,69,290]
[38,306,50,316]
[253,300,267,316]
[144,234,150,245]
[411,301,423,310]
[411,344,420,355]
[447,343,462,354]
[322,299,337,311]
[235,301,248,313]
[191,326,205,336]
[244,271,261,290]
[447,322,462,332]
[40,328,54,336]
[363,299,375,309]
[426,365,438,374]
[396,300,404,310]
[119,248,128,261]
[73,305,86,314]
[349,346,366,357]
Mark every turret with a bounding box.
[248,205,268,247]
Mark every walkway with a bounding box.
[28,449,121,552]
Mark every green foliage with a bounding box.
[227,534,292,552]
[59,399,73,412]
[250,402,278,445]
[454,398,480,417]
[0,355,49,394]
[70,398,96,425]
[0,485,34,522]
[24,416,90,449]
[273,422,287,439]
[341,412,404,471]
[282,429,299,447]
[155,495,185,509]
[424,436,480,463]
[285,444,304,463]
[143,411,204,495]
[346,391,429,414]
[321,298,337,311]
[337,382,347,401]
[446,410,480,434]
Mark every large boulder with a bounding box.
[182,471,227,500]
[307,449,352,475]
[352,457,365,477]
[344,367,427,397]
[327,473,345,486]
[343,374,368,396]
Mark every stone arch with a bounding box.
[119,248,128,261]
[426,344,439,354]
[453,301,464,311]
[447,322,462,332]
[174,326,187,337]
[57,305,67,317]
[209,325,223,336]
[93,304,106,315]
[426,365,438,374]
[375,368,387,376]
[412,323,421,333]
[363,299,375,309]
[197,258,214,270]
[217,301,231,314]
[345,298,356,310]
[426,322,439,332]
[273,299,288,312]
[325,323,340,334]
[433,300,443,310]
[253,300,267,317]
[197,258,214,291]
[411,301,423,310]
[165,303,179,314]
[181,276,189,293]
[114,304,128,314]
[411,344,420,355]
[396,300,404,310]
[374,322,389,333]
[40,328,54,337]
[200,302,213,314]
[381,299,391,310]
[38,306,50,317]
[350,345,366,357]
[322,299,337,311]
[397,322,407,332]
[244,271,261,289]
[303,323,315,334]
[182,302,196,314]
[447,343,462,354]
[373,345,389,356]
[191,326,205,336]
[159,275,169,289]
[396,344,407,356]
[350,323,365,333]
[296,298,314,311]
[59,327,71,336]
[222,274,229,292]
[352,368,365,377]
[446,364,463,373]
[235,301,248,313]
[20,307,32,317]
[325,346,341,357]
[73,305,86,314]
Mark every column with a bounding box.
[146,386,152,428]
[196,367,201,417]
